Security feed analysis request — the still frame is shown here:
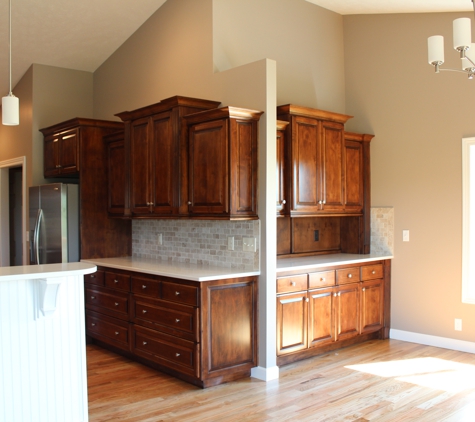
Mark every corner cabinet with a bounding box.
[85,267,258,388]
[276,259,390,366]
[116,96,221,218]
[184,106,263,219]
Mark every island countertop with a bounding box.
[0,262,97,282]
[81,256,260,282]
[277,253,393,274]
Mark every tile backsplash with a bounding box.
[370,207,394,255]
[132,219,260,270]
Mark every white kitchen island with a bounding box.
[0,262,96,422]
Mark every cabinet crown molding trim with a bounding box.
[277,104,352,124]
[184,106,264,124]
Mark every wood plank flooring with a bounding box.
[87,339,475,421]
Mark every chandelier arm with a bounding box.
[438,68,471,74]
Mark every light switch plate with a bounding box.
[403,230,410,242]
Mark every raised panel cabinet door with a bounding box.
[43,135,61,177]
[308,287,335,348]
[291,115,321,213]
[130,117,152,215]
[276,292,308,355]
[188,119,228,215]
[335,283,359,341]
[344,140,364,213]
[59,129,80,175]
[151,111,177,215]
[321,120,345,212]
[360,279,384,334]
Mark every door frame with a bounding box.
[0,157,27,266]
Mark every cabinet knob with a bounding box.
[334,293,337,297]
[175,318,180,323]
[114,279,119,284]
[175,291,180,296]
[372,270,376,274]
[188,201,192,205]
[318,200,322,205]
[290,281,296,286]
[143,341,147,346]
[305,297,309,302]
[91,323,96,326]
[114,302,119,306]
[115,331,119,335]
[281,199,286,205]
[142,285,147,289]
[90,275,95,279]
[56,164,61,168]
[362,288,366,292]
[142,309,147,314]
[175,353,181,357]
[338,292,341,296]
[320,277,325,282]
[348,274,352,278]
[91,296,95,300]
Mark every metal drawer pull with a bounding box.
[114,302,119,306]
[143,341,147,345]
[175,291,180,296]
[348,274,352,278]
[91,296,95,299]
[175,353,180,357]
[142,309,147,314]
[115,331,119,335]
[142,285,147,289]
[290,281,296,286]
[175,318,180,323]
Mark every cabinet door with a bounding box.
[105,133,128,216]
[276,292,308,355]
[308,287,335,347]
[130,117,152,215]
[44,135,61,177]
[360,279,384,334]
[320,120,345,212]
[276,122,289,216]
[59,130,80,175]
[151,111,177,215]
[291,115,321,214]
[335,283,359,341]
[344,139,364,213]
[188,119,229,215]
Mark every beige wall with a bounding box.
[344,12,475,341]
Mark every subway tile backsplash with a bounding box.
[132,219,260,270]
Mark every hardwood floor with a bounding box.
[87,339,475,421]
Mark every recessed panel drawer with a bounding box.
[131,276,161,297]
[84,270,105,287]
[86,312,129,347]
[85,286,129,318]
[336,267,361,284]
[162,282,198,306]
[308,270,335,288]
[105,272,131,291]
[361,264,383,281]
[277,274,308,294]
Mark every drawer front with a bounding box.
[361,264,383,281]
[277,274,308,294]
[85,287,129,317]
[86,313,129,347]
[84,270,105,287]
[336,267,361,284]
[134,299,197,336]
[132,326,198,376]
[308,270,335,288]
[162,282,198,306]
[105,272,131,291]
[131,276,160,297]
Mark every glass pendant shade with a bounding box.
[453,17,471,50]
[428,35,445,64]
[2,94,19,126]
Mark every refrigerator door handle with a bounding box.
[33,208,43,265]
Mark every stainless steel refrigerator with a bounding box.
[29,183,79,264]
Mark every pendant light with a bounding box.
[2,0,19,126]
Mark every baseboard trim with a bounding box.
[251,365,280,382]
[390,329,475,354]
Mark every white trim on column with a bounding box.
[251,365,280,382]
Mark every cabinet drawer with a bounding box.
[133,297,198,340]
[361,264,383,281]
[84,270,105,287]
[308,270,335,288]
[105,272,131,291]
[86,312,129,348]
[131,276,160,297]
[85,286,129,319]
[132,325,199,377]
[162,282,198,306]
[277,274,308,294]
[336,267,361,284]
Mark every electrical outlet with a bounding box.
[157,233,163,246]
[403,230,410,242]
[243,237,256,252]
[455,318,462,331]
[227,236,234,251]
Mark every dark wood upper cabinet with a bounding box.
[116,96,221,218]
[40,118,131,259]
[184,106,263,220]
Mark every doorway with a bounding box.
[0,157,27,266]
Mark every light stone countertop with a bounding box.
[0,262,97,282]
[277,253,393,274]
[81,256,260,282]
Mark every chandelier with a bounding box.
[428,0,475,79]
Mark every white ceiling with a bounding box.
[0,0,473,102]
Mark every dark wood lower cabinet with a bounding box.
[276,259,390,366]
[85,267,257,388]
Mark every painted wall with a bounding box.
[344,12,475,343]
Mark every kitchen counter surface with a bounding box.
[81,256,260,282]
[277,253,393,274]
[0,262,96,282]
